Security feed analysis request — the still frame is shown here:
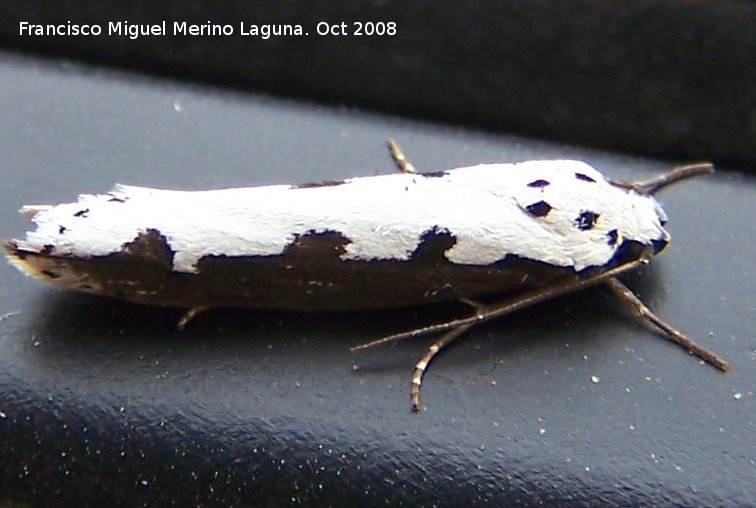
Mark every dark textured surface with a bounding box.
[1,52,754,507]
[0,1,754,166]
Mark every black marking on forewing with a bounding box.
[290,180,347,189]
[74,208,90,218]
[121,229,175,268]
[607,229,619,246]
[107,195,127,203]
[412,226,457,260]
[58,226,67,235]
[527,179,550,188]
[575,172,596,183]
[525,201,552,217]
[575,210,600,230]
[285,229,352,257]
[420,171,448,178]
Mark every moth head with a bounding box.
[601,190,670,261]
[616,162,714,257]
[649,199,669,254]
[634,194,670,255]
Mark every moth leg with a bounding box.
[604,277,729,371]
[353,259,644,352]
[411,322,476,413]
[177,306,208,330]
[352,260,647,412]
[387,139,416,174]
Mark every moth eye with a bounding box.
[525,201,552,217]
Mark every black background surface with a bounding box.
[0,52,754,506]
[1,1,754,167]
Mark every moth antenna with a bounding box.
[609,162,714,195]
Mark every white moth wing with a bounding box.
[15,160,668,273]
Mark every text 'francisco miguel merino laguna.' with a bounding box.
[19,21,398,39]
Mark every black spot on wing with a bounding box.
[525,201,552,217]
[575,210,600,230]
[58,226,67,235]
[412,226,457,260]
[108,196,127,203]
[121,229,175,268]
[527,179,550,188]
[74,208,90,217]
[285,229,352,257]
[607,229,619,246]
[420,171,448,178]
[290,180,346,189]
[575,172,596,183]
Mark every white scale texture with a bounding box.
[16,160,669,273]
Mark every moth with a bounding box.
[4,140,728,411]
